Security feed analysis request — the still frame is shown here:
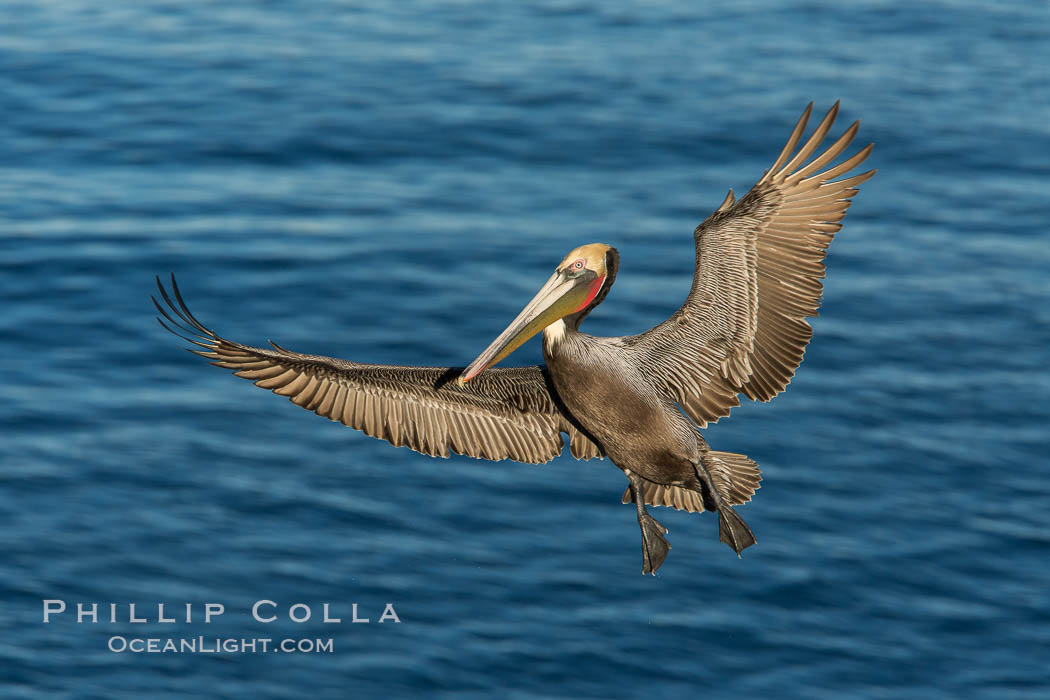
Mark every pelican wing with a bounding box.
[154,276,602,463]
[625,102,875,426]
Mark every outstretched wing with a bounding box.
[624,101,875,426]
[154,276,602,463]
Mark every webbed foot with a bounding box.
[717,505,756,556]
[639,511,671,575]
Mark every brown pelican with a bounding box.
[155,102,873,574]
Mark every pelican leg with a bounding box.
[694,463,756,556]
[627,474,671,575]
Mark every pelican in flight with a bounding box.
[155,102,874,574]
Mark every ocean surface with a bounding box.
[2,1,1048,697]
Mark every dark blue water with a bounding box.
[2,1,1048,697]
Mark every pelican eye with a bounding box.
[571,259,585,271]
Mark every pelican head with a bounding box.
[458,243,618,385]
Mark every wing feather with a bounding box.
[624,102,874,426]
[154,275,603,464]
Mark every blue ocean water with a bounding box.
[2,0,1048,697]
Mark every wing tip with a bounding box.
[716,188,736,213]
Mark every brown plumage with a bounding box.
[155,101,874,574]
[154,281,602,464]
[624,102,874,428]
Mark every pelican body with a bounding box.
[156,102,874,573]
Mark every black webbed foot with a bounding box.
[627,475,672,574]
[717,505,756,556]
[638,510,671,575]
[694,461,757,557]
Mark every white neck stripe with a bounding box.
[542,318,567,353]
